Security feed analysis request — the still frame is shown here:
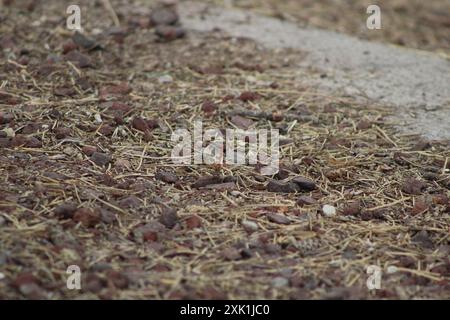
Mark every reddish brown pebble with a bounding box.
[73,208,101,227]
[62,39,78,54]
[271,111,284,122]
[99,124,114,136]
[239,91,260,102]
[433,194,449,205]
[186,215,202,229]
[82,145,97,156]
[411,198,429,215]
[100,83,132,96]
[201,100,217,114]
[109,102,132,113]
[155,25,185,41]
[132,116,150,132]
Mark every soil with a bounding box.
[0,0,449,299]
[208,0,450,56]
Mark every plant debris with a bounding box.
[0,0,448,300]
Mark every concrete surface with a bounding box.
[180,2,450,140]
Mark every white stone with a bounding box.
[322,204,336,217]
[94,113,103,123]
[158,74,173,84]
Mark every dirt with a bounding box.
[206,0,450,56]
[0,0,449,300]
[180,1,450,140]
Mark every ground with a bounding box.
[209,0,450,56]
[0,0,449,299]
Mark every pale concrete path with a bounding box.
[179,2,450,140]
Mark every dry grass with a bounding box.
[0,0,449,299]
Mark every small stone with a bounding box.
[115,158,130,169]
[291,177,316,191]
[412,140,431,151]
[267,180,298,193]
[341,201,361,216]
[158,74,173,84]
[150,7,179,25]
[119,195,141,208]
[73,208,101,227]
[203,182,236,191]
[133,221,166,243]
[222,248,241,261]
[411,197,429,215]
[100,209,116,224]
[242,220,258,233]
[99,124,114,136]
[201,100,217,114]
[155,25,185,41]
[109,102,132,113]
[3,127,15,138]
[432,193,449,205]
[62,39,78,54]
[54,127,71,139]
[272,276,289,288]
[186,215,202,229]
[356,120,372,130]
[82,145,97,156]
[297,195,317,206]
[155,170,178,184]
[64,50,93,68]
[412,230,434,249]
[11,135,41,148]
[239,91,260,102]
[94,113,103,123]
[90,152,112,166]
[402,178,427,195]
[99,83,132,99]
[72,31,100,51]
[192,176,224,188]
[0,112,14,124]
[54,86,76,97]
[230,115,254,130]
[267,213,291,225]
[132,116,151,132]
[322,205,336,217]
[159,207,178,229]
